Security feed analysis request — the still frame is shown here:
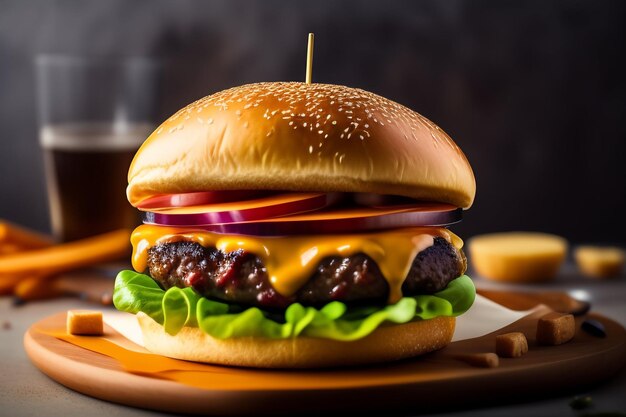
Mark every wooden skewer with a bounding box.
[306,33,314,84]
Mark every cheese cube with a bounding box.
[455,353,499,368]
[496,332,528,357]
[536,312,575,345]
[67,310,103,336]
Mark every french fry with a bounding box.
[14,274,62,302]
[0,229,130,276]
[0,275,19,295]
[1,273,56,297]
[0,243,24,256]
[0,220,54,249]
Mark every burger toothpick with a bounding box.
[306,32,314,84]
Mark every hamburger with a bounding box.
[113,82,476,368]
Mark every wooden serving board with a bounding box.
[24,309,626,415]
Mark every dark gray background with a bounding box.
[1,0,625,244]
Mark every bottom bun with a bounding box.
[137,312,455,368]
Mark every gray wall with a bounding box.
[1,0,625,243]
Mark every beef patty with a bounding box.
[146,237,466,309]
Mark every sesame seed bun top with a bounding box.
[127,82,476,208]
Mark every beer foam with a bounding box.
[40,122,154,152]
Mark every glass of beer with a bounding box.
[36,55,161,242]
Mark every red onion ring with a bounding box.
[143,193,336,226]
[144,203,462,235]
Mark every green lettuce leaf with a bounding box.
[113,271,475,341]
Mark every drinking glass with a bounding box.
[36,55,161,241]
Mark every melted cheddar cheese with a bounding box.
[131,225,463,304]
